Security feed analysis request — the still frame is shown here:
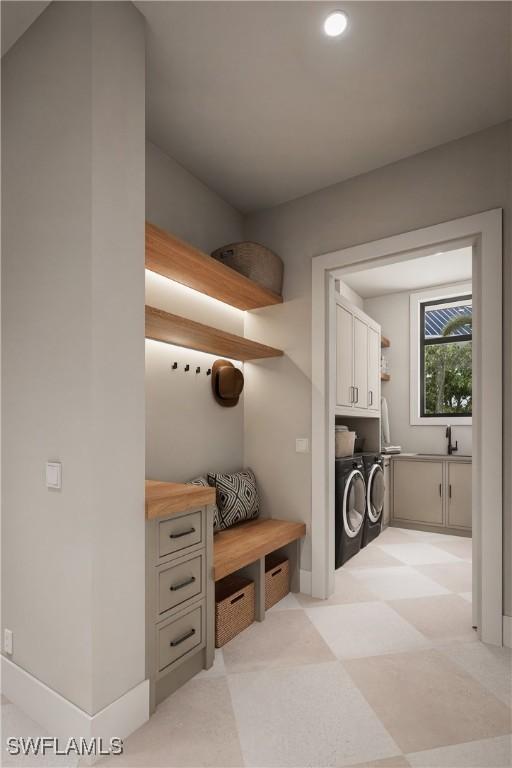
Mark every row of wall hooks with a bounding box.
[171,361,211,375]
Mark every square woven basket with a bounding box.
[215,574,255,648]
[265,554,290,610]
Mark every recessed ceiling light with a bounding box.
[324,11,348,38]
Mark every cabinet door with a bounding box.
[367,326,380,411]
[392,460,443,525]
[353,316,368,409]
[336,304,354,407]
[447,462,472,530]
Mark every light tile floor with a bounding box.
[2,527,511,768]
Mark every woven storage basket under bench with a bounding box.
[215,574,255,648]
[265,553,290,610]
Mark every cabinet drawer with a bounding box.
[158,553,204,616]
[158,510,203,558]
[158,603,203,672]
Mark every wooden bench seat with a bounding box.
[213,517,306,620]
[213,518,306,581]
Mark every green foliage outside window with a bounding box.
[424,340,472,415]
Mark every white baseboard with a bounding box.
[1,657,149,764]
[503,615,512,648]
[300,569,312,595]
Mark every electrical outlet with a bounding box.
[4,628,13,655]
[295,438,309,454]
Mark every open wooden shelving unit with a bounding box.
[145,305,283,361]
[145,222,285,360]
[146,222,283,311]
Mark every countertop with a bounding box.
[390,453,472,462]
[145,479,216,520]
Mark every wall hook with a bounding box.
[184,364,190,372]
[206,368,212,376]
[172,362,178,370]
[196,366,201,374]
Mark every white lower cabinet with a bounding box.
[393,460,443,525]
[391,457,471,533]
[447,462,472,529]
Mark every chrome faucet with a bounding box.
[446,425,458,456]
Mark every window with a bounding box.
[410,284,472,426]
[420,294,472,417]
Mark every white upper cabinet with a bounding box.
[353,316,368,409]
[335,296,381,417]
[336,305,354,408]
[367,326,380,411]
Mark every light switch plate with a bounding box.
[46,462,62,489]
[295,438,309,454]
[4,628,13,655]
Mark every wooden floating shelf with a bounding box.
[381,335,391,348]
[381,372,390,381]
[145,305,284,361]
[146,222,283,311]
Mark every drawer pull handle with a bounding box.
[170,576,196,592]
[271,568,282,577]
[170,628,195,647]
[169,527,196,539]
[230,593,245,605]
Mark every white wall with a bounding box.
[145,141,245,482]
[244,121,511,613]
[2,1,146,715]
[364,289,472,456]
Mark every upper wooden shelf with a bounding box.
[146,222,283,311]
[381,336,390,348]
[145,305,284,361]
[146,479,216,520]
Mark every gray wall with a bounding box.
[244,121,511,613]
[363,289,472,456]
[145,141,245,482]
[2,1,146,714]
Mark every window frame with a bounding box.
[419,294,472,418]
[409,282,472,426]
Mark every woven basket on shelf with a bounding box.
[211,242,284,295]
[215,574,255,648]
[265,554,290,610]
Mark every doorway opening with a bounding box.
[311,210,503,645]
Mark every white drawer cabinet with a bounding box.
[391,456,471,533]
[335,296,381,418]
[146,500,214,712]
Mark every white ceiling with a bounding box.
[137,1,512,212]
[3,2,511,213]
[341,247,472,299]
[1,1,50,56]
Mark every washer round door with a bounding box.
[343,469,366,538]
[367,464,385,523]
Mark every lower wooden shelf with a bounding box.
[381,372,390,381]
[145,305,284,361]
